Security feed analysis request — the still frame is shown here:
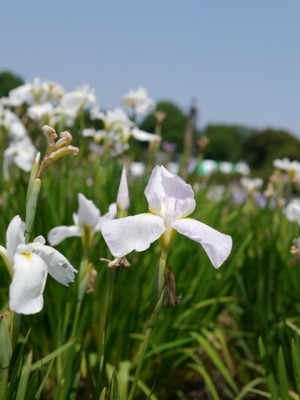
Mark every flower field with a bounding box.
[1,79,300,399]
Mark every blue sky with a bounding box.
[1,1,299,135]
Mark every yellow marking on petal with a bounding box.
[22,253,32,260]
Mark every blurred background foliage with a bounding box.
[0,70,24,98]
[2,70,300,181]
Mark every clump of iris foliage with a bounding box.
[1,81,300,400]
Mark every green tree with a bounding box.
[244,129,300,178]
[0,70,24,98]
[203,124,252,162]
[140,101,188,151]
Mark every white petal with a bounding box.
[48,225,81,246]
[95,203,117,232]
[172,218,232,269]
[106,203,117,219]
[34,236,46,244]
[101,213,166,257]
[291,205,300,225]
[9,253,48,314]
[77,193,100,232]
[34,245,77,286]
[131,128,161,142]
[145,166,196,224]
[6,216,25,265]
[82,128,96,137]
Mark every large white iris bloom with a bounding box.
[102,166,232,268]
[0,216,76,314]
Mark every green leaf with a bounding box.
[258,337,279,400]
[0,316,12,368]
[99,387,106,400]
[0,317,12,400]
[292,337,300,395]
[30,338,75,371]
[109,368,120,400]
[145,337,193,360]
[6,330,31,399]
[277,347,289,400]
[233,377,268,400]
[191,331,239,394]
[15,350,32,400]
[189,362,221,400]
[35,359,54,399]
[137,380,158,400]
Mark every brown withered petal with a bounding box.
[164,266,182,307]
[99,257,130,269]
[86,268,98,293]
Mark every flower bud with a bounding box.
[48,145,79,161]
[37,126,79,178]
[116,166,130,215]
[54,131,73,150]
[42,125,57,147]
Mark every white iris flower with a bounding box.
[122,87,155,116]
[0,216,76,315]
[48,193,117,247]
[102,166,232,268]
[3,136,37,180]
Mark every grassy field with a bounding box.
[1,84,300,399]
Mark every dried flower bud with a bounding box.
[164,266,182,307]
[48,145,79,162]
[42,125,57,147]
[264,182,275,198]
[86,268,98,293]
[99,257,130,269]
[288,238,300,266]
[197,136,209,152]
[37,126,79,178]
[155,111,166,125]
[54,131,73,150]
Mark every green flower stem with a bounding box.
[0,315,12,400]
[57,248,90,399]
[128,249,168,400]
[99,268,119,386]
[158,249,168,298]
[25,178,41,243]
[10,311,20,349]
[71,250,90,338]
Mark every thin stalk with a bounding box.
[0,366,9,400]
[128,249,168,400]
[99,268,119,386]
[10,312,21,349]
[71,246,90,338]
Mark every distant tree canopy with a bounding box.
[202,124,253,163]
[140,101,188,151]
[0,71,24,98]
[244,129,300,178]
